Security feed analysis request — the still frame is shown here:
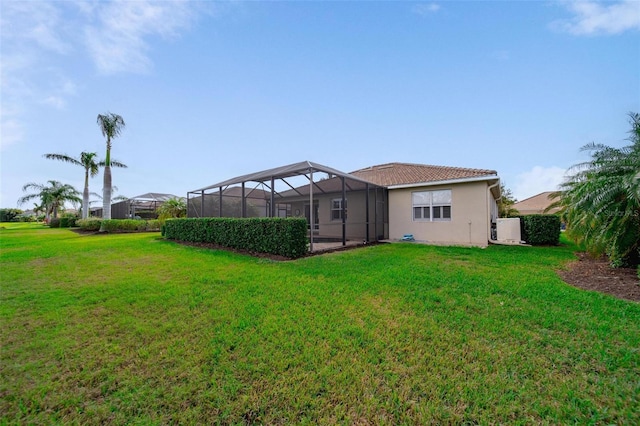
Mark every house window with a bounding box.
[412,190,451,221]
[331,198,347,220]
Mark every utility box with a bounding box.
[496,218,521,243]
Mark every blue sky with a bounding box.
[1,0,639,209]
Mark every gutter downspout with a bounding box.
[487,180,501,244]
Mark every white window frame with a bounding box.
[331,198,347,221]
[412,190,451,222]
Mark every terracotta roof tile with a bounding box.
[513,191,560,214]
[350,162,497,186]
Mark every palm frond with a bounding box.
[43,153,82,166]
[97,113,126,139]
[558,112,640,266]
[99,159,128,168]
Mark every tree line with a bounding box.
[18,113,127,224]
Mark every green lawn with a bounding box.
[1,223,638,424]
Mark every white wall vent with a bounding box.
[496,218,521,243]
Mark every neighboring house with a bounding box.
[188,186,270,218]
[188,161,501,249]
[92,193,183,219]
[513,192,560,216]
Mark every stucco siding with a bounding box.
[388,181,491,246]
[289,191,381,240]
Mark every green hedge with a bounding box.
[77,218,102,231]
[77,219,161,233]
[164,217,309,259]
[49,217,77,228]
[519,215,561,246]
[0,208,23,222]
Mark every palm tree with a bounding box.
[18,180,81,221]
[88,187,129,216]
[497,183,520,218]
[550,112,640,266]
[157,197,187,221]
[96,112,126,224]
[44,152,127,219]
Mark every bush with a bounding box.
[100,219,148,232]
[164,217,309,259]
[49,218,61,228]
[146,220,161,231]
[77,219,102,231]
[0,208,23,222]
[77,219,158,233]
[60,213,78,228]
[157,198,187,221]
[520,215,561,245]
[82,219,161,233]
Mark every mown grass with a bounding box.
[1,223,638,424]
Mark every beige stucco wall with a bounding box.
[388,181,492,246]
[289,190,386,241]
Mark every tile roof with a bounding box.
[513,191,560,214]
[350,162,498,187]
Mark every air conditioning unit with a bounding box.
[496,218,521,243]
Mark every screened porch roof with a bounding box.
[130,193,183,202]
[189,160,380,193]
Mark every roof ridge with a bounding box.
[351,162,497,174]
[514,191,555,204]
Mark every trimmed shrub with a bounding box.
[520,215,561,245]
[164,217,309,259]
[80,219,162,233]
[0,208,23,222]
[60,217,76,228]
[77,219,102,231]
[100,219,149,232]
[59,214,78,228]
[146,220,161,231]
[49,218,61,228]
[77,219,160,233]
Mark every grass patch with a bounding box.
[1,223,638,424]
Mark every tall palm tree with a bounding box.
[96,112,126,223]
[89,186,129,216]
[18,180,81,220]
[550,112,640,266]
[44,152,127,219]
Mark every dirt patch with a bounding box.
[558,252,639,302]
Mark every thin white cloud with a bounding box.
[553,0,640,35]
[0,0,72,53]
[513,166,567,201]
[39,74,77,109]
[0,1,76,147]
[84,0,199,74]
[0,115,25,150]
[41,96,66,110]
[413,3,441,16]
[0,0,205,147]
